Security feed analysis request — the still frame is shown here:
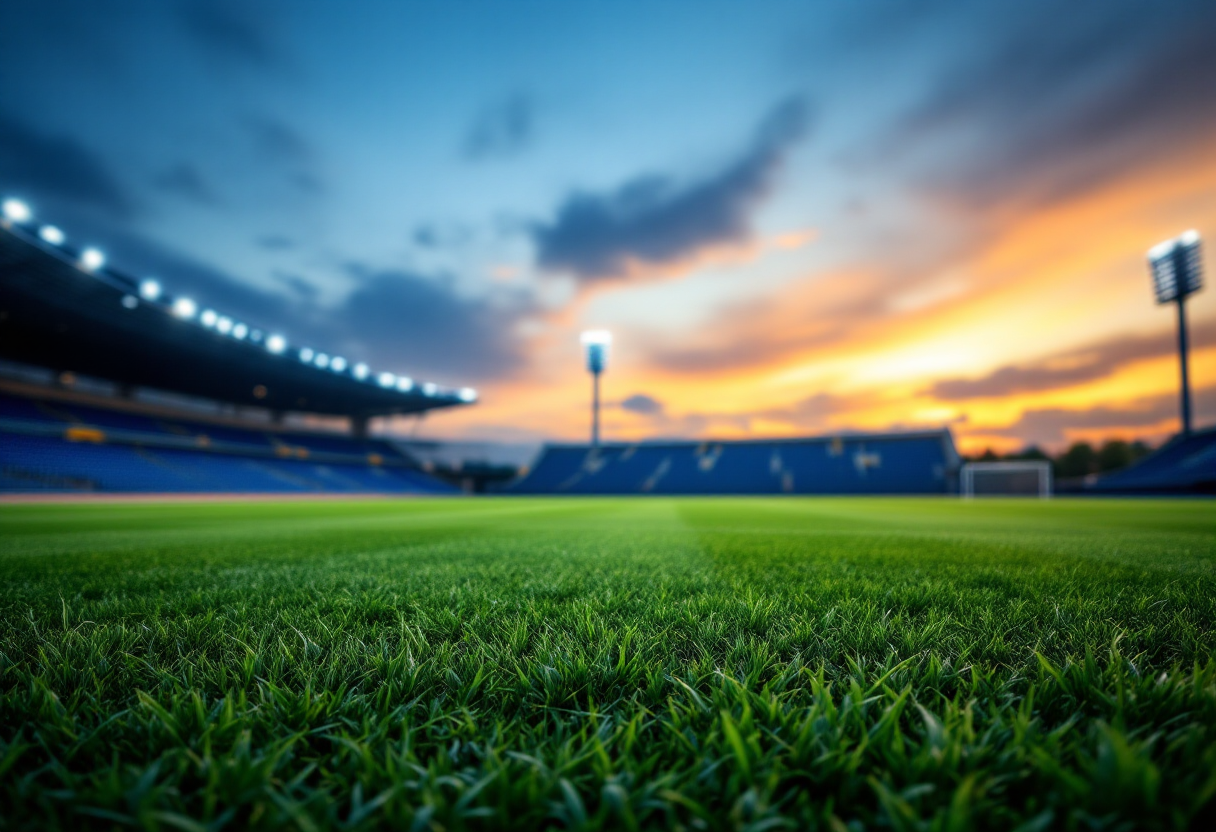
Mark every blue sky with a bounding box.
[2,1,1214,448]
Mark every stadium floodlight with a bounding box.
[250,329,263,343]
[121,295,138,310]
[299,347,315,362]
[216,316,234,335]
[353,362,370,380]
[232,323,248,340]
[80,247,105,271]
[172,297,197,319]
[331,356,347,372]
[1147,230,1205,435]
[139,279,162,301]
[200,309,218,327]
[314,353,330,369]
[39,225,65,245]
[377,372,395,388]
[396,376,414,392]
[2,198,31,223]
[580,330,612,447]
[458,387,477,403]
[266,334,287,354]
[422,382,437,396]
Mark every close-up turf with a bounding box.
[1,496,1214,830]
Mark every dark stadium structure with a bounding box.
[512,430,960,495]
[1,203,471,494]
[1088,426,1216,494]
[0,214,475,430]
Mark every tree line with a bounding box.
[969,439,1155,480]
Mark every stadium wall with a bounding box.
[511,430,960,495]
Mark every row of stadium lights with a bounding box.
[2,198,477,404]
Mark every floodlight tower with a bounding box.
[580,330,612,448]
[1147,230,1204,436]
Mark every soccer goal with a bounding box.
[960,461,1053,498]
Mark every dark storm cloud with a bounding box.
[995,386,1216,444]
[0,111,133,217]
[331,265,532,381]
[620,394,664,415]
[531,96,811,282]
[879,1,1216,207]
[180,0,280,69]
[153,162,219,206]
[931,327,1216,401]
[464,94,534,160]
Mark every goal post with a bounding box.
[960,460,1053,498]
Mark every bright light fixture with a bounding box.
[80,248,105,271]
[139,279,162,301]
[314,353,330,368]
[299,347,315,362]
[377,372,395,388]
[353,363,370,380]
[200,309,218,327]
[580,329,612,346]
[458,387,478,402]
[266,334,287,354]
[232,323,248,339]
[331,356,347,372]
[396,376,413,392]
[2,198,31,223]
[422,382,437,396]
[39,225,65,245]
[173,297,197,319]
[216,316,233,335]
[121,295,138,309]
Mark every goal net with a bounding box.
[960,461,1052,498]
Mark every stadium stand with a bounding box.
[0,198,476,494]
[511,430,959,495]
[1088,427,1216,494]
[0,387,456,494]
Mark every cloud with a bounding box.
[328,265,533,382]
[931,327,1216,401]
[180,0,279,69]
[0,111,133,216]
[272,271,320,302]
[464,94,534,160]
[243,115,324,193]
[881,1,1216,209]
[620,394,664,415]
[153,162,219,205]
[992,386,1216,444]
[530,96,810,283]
[256,234,295,250]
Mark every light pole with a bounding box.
[1147,230,1204,436]
[580,330,611,448]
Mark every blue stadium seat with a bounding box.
[512,431,959,495]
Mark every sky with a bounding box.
[1,0,1214,453]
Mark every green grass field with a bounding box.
[1,497,1214,830]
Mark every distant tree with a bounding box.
[977,448,999,462]
[1010,445,1050,461]
[1055,442,1097,479]
[1096,440,1135,473]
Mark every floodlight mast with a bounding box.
[581,330,611,448]
[1148,231,1204,436]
